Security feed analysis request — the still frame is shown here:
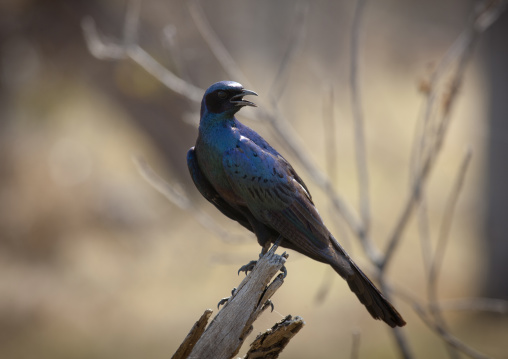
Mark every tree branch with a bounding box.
[244,315,305,359]
[175,245,298,359]
[380,0,507,272]
[350,0,371,237]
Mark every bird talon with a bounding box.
[262,299,275,312]
[217,287,237,309]
[238,260,257,275]
[217,297,229,309]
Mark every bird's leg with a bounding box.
[237,253,263,276]
[238,236,287,278]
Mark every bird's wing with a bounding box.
[222,137,330,254]
[187,147,253,231]
[236,121,312,201]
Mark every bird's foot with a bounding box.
[238,260,286,278]
[238,260,258,276]
[217,287,237,309]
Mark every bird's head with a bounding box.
[200,81,257,119]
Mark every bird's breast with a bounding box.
[195,125,246,206]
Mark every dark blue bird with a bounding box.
[187,81,405,327]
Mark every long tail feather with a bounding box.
[329,236,406,328]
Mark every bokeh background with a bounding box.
[1,0,507,358]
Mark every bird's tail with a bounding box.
[329,237,406,328]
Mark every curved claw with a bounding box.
[238,260,258,276]
[217,297,229,309]
[217,287,237,309]
[262,299,275,312]
[280,265,287,278]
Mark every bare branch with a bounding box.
[244,315,305,359]
[128,46,204,101]
[313,267,335,305]
[350,330,361,359]
[428,150,472,359]
[380,0,507,271]
[267,1,309,103]
[322,86,354,253]
[124,0,141,46]
[187,0,252,88]
[350,0,371,236]
[387,283,496,359]
[417,200,432,274]
[133,156,248,243]
[323,85,338,186]
[187,246,291,359]
[172,309,212,359]
[81,16,203,102]
[412,303,492,359]
[438,297,508,314]
[133,155,190,210]
[428,149,472,311]
[81,16,128,60]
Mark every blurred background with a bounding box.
[1,0,507,358]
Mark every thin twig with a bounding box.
[438,297,508,314]
[412,303,492,359]
[128,46,204,101]
[387,282,496,359]
[162,25,194,85]
[324,85,338,187]
[428,149,472,359]
[123,0,141,46]
[417,199,432,274]
[313,268,335,305]
[323,86,353,252]
[380,0,507,272]
[187,0,252,88]
[268,1,309,103]
[133,156,248,243]
[428,149,472,306]
[350,330,361,359]
[133,155,190,210]
[350,0,371,237]
[81,16,203,102]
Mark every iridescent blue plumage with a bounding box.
[187,81,405,327]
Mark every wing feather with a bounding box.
[187,147,252,231]
[222,137,331,255]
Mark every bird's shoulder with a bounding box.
[233,122,313,202]
[222,127,313,205]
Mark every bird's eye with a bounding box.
[217,90,228,99]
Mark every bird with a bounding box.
[187,81,406,328]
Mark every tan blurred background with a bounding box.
[1,0,507,358]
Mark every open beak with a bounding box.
[230,89,258,107]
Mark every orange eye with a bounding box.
[217,91,227,99]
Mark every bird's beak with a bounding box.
[230,89,258,107]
